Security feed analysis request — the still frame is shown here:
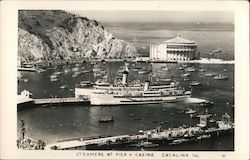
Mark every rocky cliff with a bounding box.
[18,10,138,63]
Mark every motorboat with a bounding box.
[205,73,215,77]
[190,81,201,86]
[98,116,114,122]
[185,108,197,114]
[181,73,191,77]
[213,74,228,80]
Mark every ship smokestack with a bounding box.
[122,71,128,85]
[144,80,150,91]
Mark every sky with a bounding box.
[69,11,234,23]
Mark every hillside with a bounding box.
[18,10,138,63]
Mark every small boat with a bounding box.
[161,67,169,71]
[160,78,171,82]
[22,79,29,82]
[98,116,114,123]
[178,67,184,70]
[81,70,90,74]
[72,72,81,77]
[72,74,78,78]
[195,114,212,118]
[93,68,102,72]
[138,70,150,74]
[60,85,66,89]
[190,81,201,86]
[80,81,92,87]
[72,67,80,72]
[198,69,206,72]
[136,142,159,148]
[64,68,71,73]
[169,139,188,145]
[50,78,58,82]
[37,68,46,73]
[212,49,222,53]
[184,78,190,81]
[213,74,228,80]
[181,64,188,68]
[129,114,135,117]
[133,118,141,121]
[185,67,195,72]
[185,108,197,114]
[197,101,214,107]
[205,73,215,77]
[132,67,142,71]
[50,74,58,79]
[181,73,190,77]
[53,71,63,75]
[197,134,211,140]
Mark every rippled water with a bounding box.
[17,62,234,151]
[17,21,234,150]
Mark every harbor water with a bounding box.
[17,22,234,151]
[17,62,234,151]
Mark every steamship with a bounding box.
[75,66,192,105]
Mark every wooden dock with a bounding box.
[33,97,90,105]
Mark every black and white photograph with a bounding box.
[17,9,235,151]
[0,1,249,160]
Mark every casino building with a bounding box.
[150,34,199,61]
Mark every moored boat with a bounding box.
[181,73,191,77]
[135,141,159,148]
[50,74,58,79]
[50,78,58,82]
[138,70,150,74]
[205,73,215,77]
[185,67,195,72]
[160,78,171,82]
[98,116,114,123]
[53,71,63,75]
[80,81,92,87]
[190,81,201,86]
[185,108,197,114]
[213,74,228,80]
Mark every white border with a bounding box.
[0,1,249,159]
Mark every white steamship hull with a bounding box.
[75,88,191,106]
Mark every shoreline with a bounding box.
[177,58,234,64]
[25,57,234,68]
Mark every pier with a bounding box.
[17,90,90,110]
[44,113,234,150]
[33,97,89,105]
[45,124,234,150]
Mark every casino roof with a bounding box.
[164,34,195,44]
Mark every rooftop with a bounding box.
[164,34,195,44]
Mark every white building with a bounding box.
[150,34,199,61]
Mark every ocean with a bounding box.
[103,22,234,60]
[17,22,234,151]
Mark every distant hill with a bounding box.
[18,10,138,63]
